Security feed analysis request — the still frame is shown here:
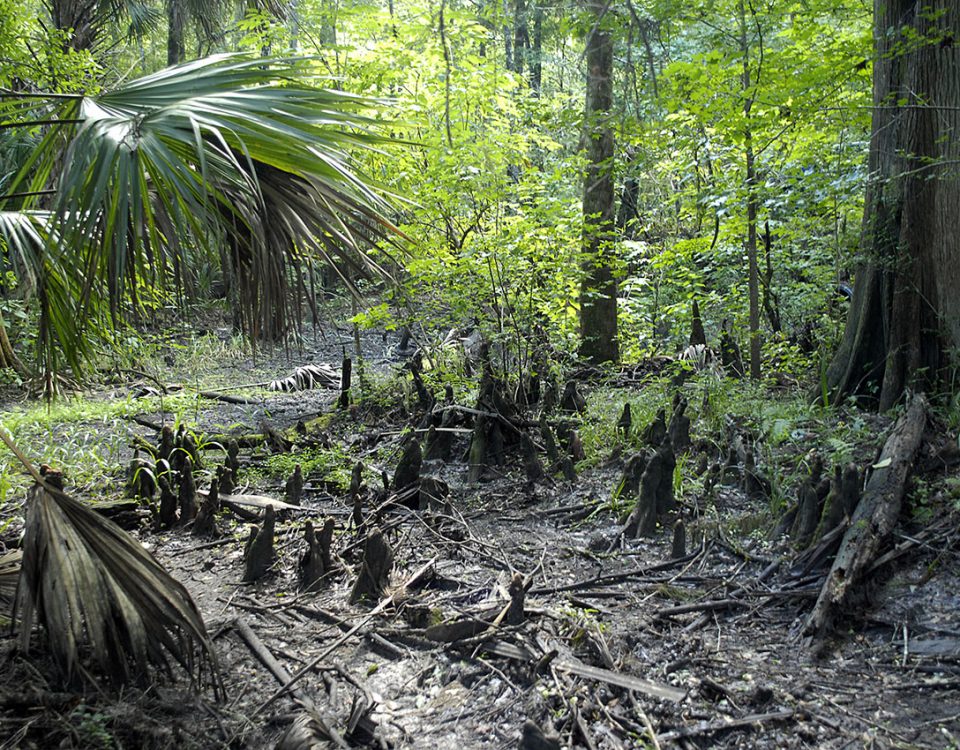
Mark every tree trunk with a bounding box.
[530,3,543,94]
[167,0,186,66]
[578,0,619,364]
[513,0,529,77]
[826,0,959,410]
[738,0,761,380]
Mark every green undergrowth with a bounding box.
[0,388,246,506]
[578,369,882,521]
[254,442,358,492]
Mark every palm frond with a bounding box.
[268,363,338,392]
[2,54,406,375]
[0,550,22,621]
[15,480,221,692]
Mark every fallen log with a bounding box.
[803,393,927,639]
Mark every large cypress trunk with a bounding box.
[826,0,959,410]
[578,0,619,364]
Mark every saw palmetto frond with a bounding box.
[16,480,221,692]
[0,54,406,377]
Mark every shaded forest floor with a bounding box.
[0,313,958,749]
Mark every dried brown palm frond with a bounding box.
[268,364,339,392]
[0,549,22,620]
[1,431,221,694]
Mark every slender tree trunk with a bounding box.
[439,0,454,148]
[289,0,300,52]
[579,0,619,364]
[738,0,761,379]
[0,308,28,378]
[530,3,543,94]
[513,0,530,77]
[826,0,959,409]
[761,221,781,333]
[504,0,513,72]
[167,0,186,66]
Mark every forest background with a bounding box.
[0,0,875,397]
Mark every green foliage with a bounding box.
[260,442,360,492]
[0,0,875,397]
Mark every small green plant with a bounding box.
[68,705,115,749]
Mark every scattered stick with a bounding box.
[232,618,348,748]
[481,640,685,703]
[656,709,796,742]
[252,558,436,718]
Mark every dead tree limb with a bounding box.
[804,393,927,639]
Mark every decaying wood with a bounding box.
[424,410,456,462]
[226,439,241,475]
[178,456,197,524]
[804,393,927,638]
[656,438,676,515]
[339,355,352,410]
[393,436,422,494]
[349,528,394,605]
[197,390,260,405]
[622,452,660,538]
[217,463,236,496]
[418,475,449,512]
[657,708,796,742]
[667,396,691,453]
[560,380,586,413]
[720,323,744,378]
[520,720,561,750]
[192,476,219,537]
[218,493,300,512]
[817,463,860,541]
[506,572,526,625]
[260,420,293,453]
[233,618,349,749]
[520,433,545,482]
[299,521,325,591]
[157,472,177,529]
[285,464,304,506]
[690,298,707,347]
[741,449,770,501]
[243,505,277,582]
[126,452,155,500]
[568,430,585,463]
[643,408,667,447]
[671,519,686,558]
[158,425,174,464]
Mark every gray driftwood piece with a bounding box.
[804,393,927,638]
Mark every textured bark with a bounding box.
[167,0,186,66]
[827,0,959,409]
[738,0,762,380]
[578,0,619,364]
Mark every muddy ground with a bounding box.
[0,319,958,750]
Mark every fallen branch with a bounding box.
[481,639,686,703]
[233,618,348,749]
[657,709,796,742]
